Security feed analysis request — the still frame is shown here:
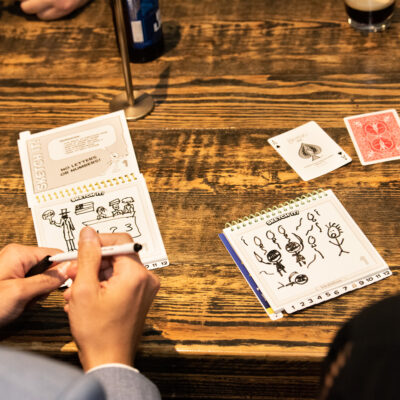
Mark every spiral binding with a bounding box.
[35,173,137,204]
[225,189,327,231]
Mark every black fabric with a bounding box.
[321,294,400,400]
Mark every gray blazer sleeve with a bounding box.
[0,346,105,400]
[88,366,161,400]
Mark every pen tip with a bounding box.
[134,243,142,252]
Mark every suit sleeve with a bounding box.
[0,346,105,400]
[87,364,161,400]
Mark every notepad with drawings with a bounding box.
[219,189,391,320]
[18,111,168,270]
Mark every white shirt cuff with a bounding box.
[86,363,139,374]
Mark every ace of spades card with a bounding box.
[268,121,352,181]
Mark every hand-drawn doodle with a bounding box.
[254,250,288,276]
[285,233,306,266]
[306,225,314,236]
[254,236,268,254]
[259,270,273,276]
[75,202,94,215]
[307,254,317,268]
[122,197,135,214]
[83,197,141,237]
[267,250,287,276]
[307,235,324,260]
[295,218,303,230]
[109,198,124,216]
[266,230,281,249]
[96,206,108,219]
[278,225,290,241]
[298,143,322,161]
[42,208,77,251]
[278,271,308,290]
[326,222,349,256]
[307,212,322,232]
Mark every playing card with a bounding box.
[344,109,400,165]
[268,121,352,181]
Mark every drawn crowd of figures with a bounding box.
[243,208,350,291]
[41,196,139,252]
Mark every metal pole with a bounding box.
[109,0,154,120]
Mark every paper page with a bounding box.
[31,175,168,269]
[18,111,139,206]
[223,190,389,312]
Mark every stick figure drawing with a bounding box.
[326,222,349,256]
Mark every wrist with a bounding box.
[79,346,134,372]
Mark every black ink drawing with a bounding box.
[307,212,322,233]
[259,270,273,276]
[75,202,94,215]
[96,206,107,219]
[266,230,281,249]
[306,225,314,236]
[241,236,248,246]
[267,250,287,276]
[278,271,308,290]
[326,222,349,256]
[254,251,270,265]
[314,209,320,216]
[307,254,317,268]
[109,198,124,216]
[285,233,306,266]
[295,218,303,230]
[254,250,287,276]
[42,208,77,251]
[83,197,141,237]
[307,235,324,260]
[298,142,322,161]
[254,236,268,255]
[278,225,290,241]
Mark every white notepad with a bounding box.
[18,111,168,269]
[221,189,390,319]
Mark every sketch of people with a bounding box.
[109,199,123,216]
[278,271,308,290]
[48,208,76,252]
[285,233,306,266]
[266,250,287,277]
[326,222,349,256]
[96,206,107,220]
[122,197,135,214]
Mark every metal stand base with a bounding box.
[109,90,154,121]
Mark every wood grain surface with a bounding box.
[0,0,399,398]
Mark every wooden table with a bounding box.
[0,0,399,398]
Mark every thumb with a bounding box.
[75,227,101,287]
[18,268,67,302]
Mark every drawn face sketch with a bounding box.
[327,222,342,238]
[267,249,281,263]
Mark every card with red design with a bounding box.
[344,109,400,165]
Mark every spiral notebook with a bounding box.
[220,190,391,320]
[18,111,168,270]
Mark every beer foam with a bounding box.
[345,0,395,11]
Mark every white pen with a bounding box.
[49,242,143,263]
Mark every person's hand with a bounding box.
[63,227,160,371]
[0,244,69,327]
[19,0,91,20]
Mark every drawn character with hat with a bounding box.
[122,197,135,215]
[43,208,77,252]
[109,199,123,217]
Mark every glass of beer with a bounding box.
[344,0,396,32]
